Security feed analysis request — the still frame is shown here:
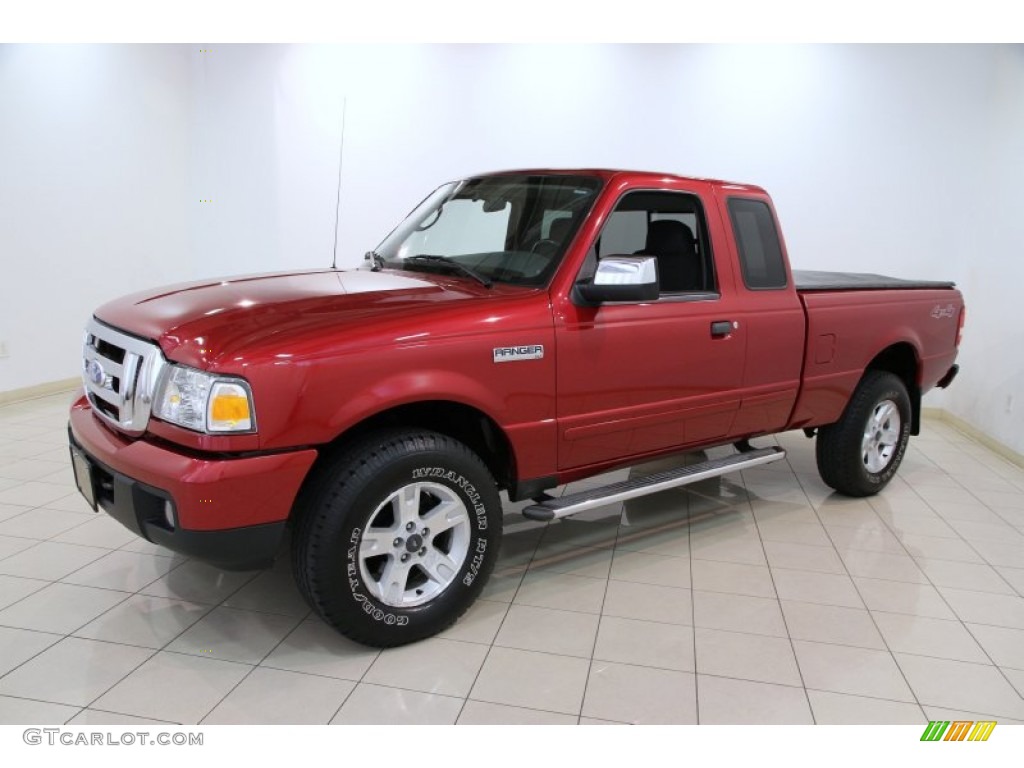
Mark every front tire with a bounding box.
[816,371,912,497]
[292,429,502,647]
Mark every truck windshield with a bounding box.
[373,174,603,287]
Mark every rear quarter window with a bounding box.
[728,198,787,289]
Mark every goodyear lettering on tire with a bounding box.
[345,528,409,626]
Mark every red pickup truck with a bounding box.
[68,169,964,646]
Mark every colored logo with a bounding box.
[920,720,996,742]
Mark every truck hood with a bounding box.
[94,268,530,369]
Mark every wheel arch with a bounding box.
[865,342,922,435]
[291,400,517,521]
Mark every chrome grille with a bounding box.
[83,318,165,436]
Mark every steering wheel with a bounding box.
[530,239,559,256]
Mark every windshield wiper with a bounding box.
[405,255,493,288]
[364,251,386,272]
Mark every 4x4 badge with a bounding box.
[493,345,544,363]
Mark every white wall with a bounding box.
[2,44,1021,454]
[0,44,190,392]
[933,46,1024,453]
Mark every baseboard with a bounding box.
[922,407,1024,469]
[0,378,81,406]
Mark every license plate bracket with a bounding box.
[70,446,98,512]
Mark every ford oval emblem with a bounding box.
[86,359,106,387]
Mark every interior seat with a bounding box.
[636,220,701,292]
[548,217,572,244]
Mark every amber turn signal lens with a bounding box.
[207,381,254,431]
[211,393,250,423]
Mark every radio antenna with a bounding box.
[331,95,348,269]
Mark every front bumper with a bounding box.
[68,396,318,570]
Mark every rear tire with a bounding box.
[816,371,911,497]
[292,429,502,647]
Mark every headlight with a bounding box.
[153,364,255,433]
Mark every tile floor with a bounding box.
[1,391,1024,725]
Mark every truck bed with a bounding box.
[794,270,955,292]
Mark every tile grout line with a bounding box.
[918,418,1024,481]
[0,588,139,688]
[196,610,311,724]
[161,553,309,722]
[869,456,1024,705]
[937,463,1024,600]
[829,437,1024,705]
[69,704,181,726]
[450,516,541,725]
[10,552,266,722]
[744,451,817,724]
[791,474,930,719]
[73,643,159,722]
[901,462,1024,704]
[53,547,267,722]
[4,396,1024,723]
[687,484,700,725]
[574,504,629,724]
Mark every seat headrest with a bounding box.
[548,217,573,243]
[645,220,695,255]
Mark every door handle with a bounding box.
[710,320,734,338]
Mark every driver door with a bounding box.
[554,188,747,470]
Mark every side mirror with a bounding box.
[573,255,659,306]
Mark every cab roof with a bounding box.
[474,168,768,195]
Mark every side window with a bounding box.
[599,211,646,255]
[583,191,716,295]
[728,198,787,289]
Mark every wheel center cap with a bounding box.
[405,533,424,553]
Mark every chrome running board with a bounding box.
[522,447,786,521]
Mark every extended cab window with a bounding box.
[584,191,716,295]
[728,198,787,289]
